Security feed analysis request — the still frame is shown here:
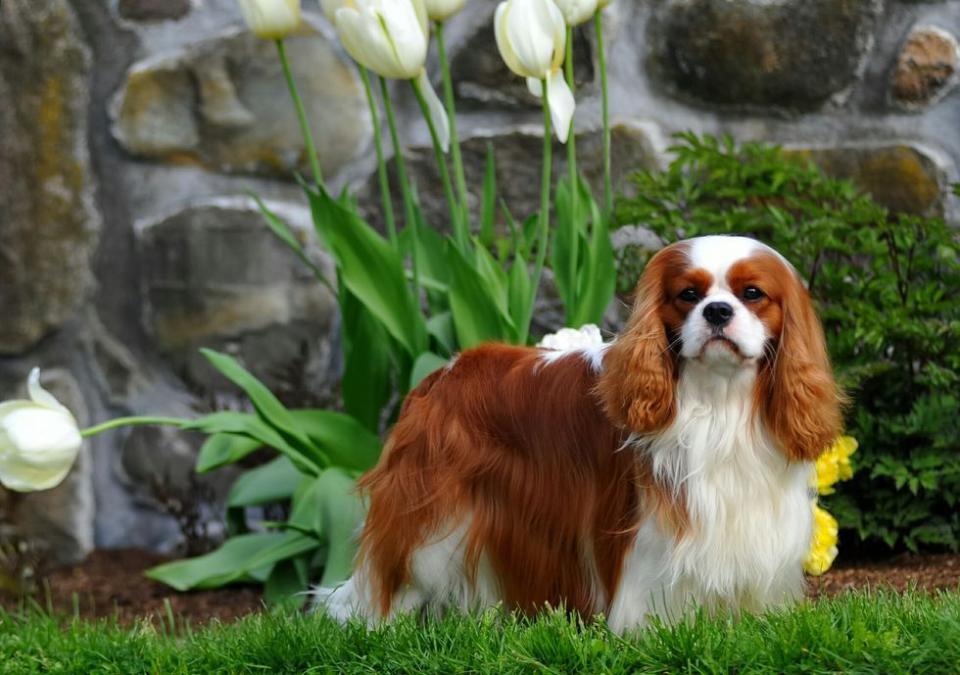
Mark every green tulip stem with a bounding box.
[80,416,189,438]
[380,78,421,302]
[275,39,324,188]
[435,22,471,234]
[359,66,398,248]
[524,75,554,345]
[410,75,462,251]
[594,12,613,216]
[564,25,580,315]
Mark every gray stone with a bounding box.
[785,144,947,216]
[362,121,662,235]
[653,0,881,110]
[111,26,371,179]
[0,0,100,354]
[890,26,959,110]
[1,369,94,566]
[136,197,338,394]
[118,0,191,23]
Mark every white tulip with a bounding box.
[552,0,600,26]
[494,0,575,143]
[333,0,449,150]
[0,369,82,493]
[424,0,467,21]
[334,0,429,80]
[236,0,302,40]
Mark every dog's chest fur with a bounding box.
[608,360,813,632]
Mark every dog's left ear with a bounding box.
[760,274,845,461]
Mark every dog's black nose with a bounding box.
[703,302,734,327]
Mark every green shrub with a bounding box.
[616,133,960,553]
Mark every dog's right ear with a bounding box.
[599,248,679,434]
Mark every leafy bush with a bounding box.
[616,133,960,553]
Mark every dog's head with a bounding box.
[600,235,843,461]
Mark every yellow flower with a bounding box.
[804,503,839,576]
[814,435,858,495]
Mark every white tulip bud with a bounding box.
[334,0,429,80]
[0,369,82,493]
[494,0,575,142]
[236,0,302,40]
[424,0,467,22]
[552,0,600,27]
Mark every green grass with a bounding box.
[0,591,958,674]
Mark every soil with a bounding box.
[1,549,263,626]
[2,549,959,626]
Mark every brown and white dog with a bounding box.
[315,236,843,633]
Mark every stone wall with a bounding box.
[1,0,958,563]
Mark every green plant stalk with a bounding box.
[435,22,471,235]
[359,67,397,248]
[594,13,613,216]
[380,78,421,302]
[523,76,554,344]
[80,416,188,438]
[410,76,462,251]
[564,25,580,316]
[276,40,324,188]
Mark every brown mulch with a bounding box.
[808,552,960,600]
[2,549,263,626]
[3,549,959,626]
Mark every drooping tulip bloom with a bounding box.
[424,0,467,21]
[333,0,449,151]
[0,369,83,493]
[494,0,575,142]
[236,0,302,40]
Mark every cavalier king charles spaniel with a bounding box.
[317,235,843,633]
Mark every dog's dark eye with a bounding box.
[742,286,765,301]
[678,288,700,303]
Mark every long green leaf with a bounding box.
[315,468,365,587]
[448,243,511,349]
[196,433,263,473]
[145,532,316,591]
[340,287,394,433]
[480,143,497,248]
[410,352,449,390]
[227,456,304,508]
[288,409,382,473]
[187,411,321,476]
[199,350,326,470]
[306,186,426,356]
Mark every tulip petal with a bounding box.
[495,3,526,78]
[336,6,403,79]
[546,70,575,144]
[377,0,429,79]
[27,368,68,413]
[417,70,450,153]
[527,77,543,98]
[0,407,81,493]
[506,0,558,78]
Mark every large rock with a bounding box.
[0,0,99,354]
[136,197,338,395]
[786,144,947,216]
[111,26,370,179]
[118,0,191,22]
[362,121,663,234]
[653,0,881,110]
[890,26,959,110]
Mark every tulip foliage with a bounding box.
[143,0,619,603]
